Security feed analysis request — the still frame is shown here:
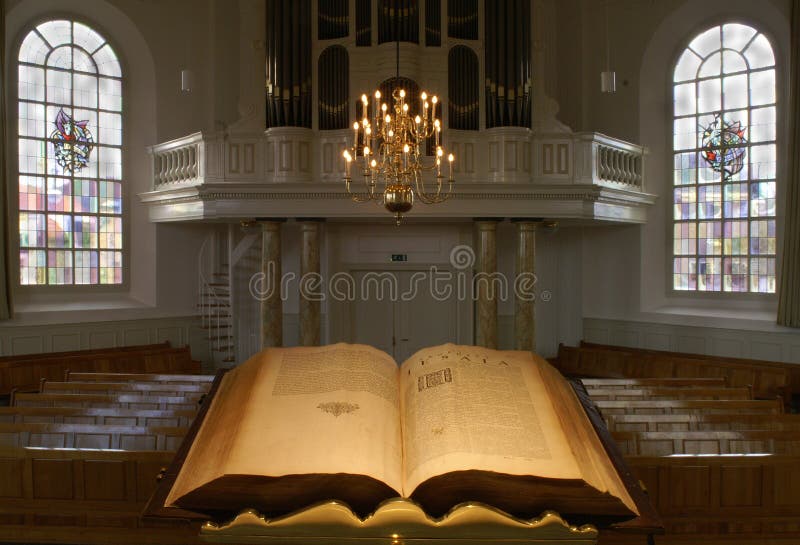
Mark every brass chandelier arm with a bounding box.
[415,176,454,205]
[344,177,382,203]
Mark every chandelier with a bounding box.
[342,49,455,225]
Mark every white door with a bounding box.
[350,270,457,362]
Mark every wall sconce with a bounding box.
[181,69,194,93]
[601,1,616,94]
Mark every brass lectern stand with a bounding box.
[199,499,598,545]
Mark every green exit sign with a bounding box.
[391,254,408,262]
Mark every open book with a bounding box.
[165,344,639,521]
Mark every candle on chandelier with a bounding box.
[342,149,352,177]
[361,94,368,119]
[448,153,454,179]
[353,121,359,148]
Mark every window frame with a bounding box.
[11,15,130,293]
[667,19,780,299]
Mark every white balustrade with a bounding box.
[148,129,646,192]
[148,132,225,188]
[589,133,645,189]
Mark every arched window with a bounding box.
[672,23,776,293]
[17,20,123,285]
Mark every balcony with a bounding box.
[140,127,655,223]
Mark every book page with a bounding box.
[399,344,581,495]
[537,360,639,514]
[170,344,404,504]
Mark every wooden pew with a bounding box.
[65,372,214,385]
[0,406,197,427]
[594,398,784,416]
[0,344,200,395]
[0,445,201,544]
[557,343,796,404]
[585,386,752,401]
[627,454,800,543]
[607,413,800,432]
[11,392,202,411]
[582,377,728,389]
[612,430,800,456]
[41,381,210,397]
[0,368,224,545]
[0,343,170,364]
[0,423,186,451]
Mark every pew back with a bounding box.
[607,413,800,432]
[581,377,728,389]
[628,454,800,539]
[11,392,202,411]
[0,423,186,451]
[585,386,751,401]
[558,343,796,402]
[594,399,784,415]
[0,445,200,543]
[612,430,800,456]
[41,381,209,397]
[0,406,197,427]
[0,344,199,395]
[65,372,214,385]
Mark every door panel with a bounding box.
[350,270,458,363]
[350,271,396,357]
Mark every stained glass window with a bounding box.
[672,24,776,293]
[17,20,123,285]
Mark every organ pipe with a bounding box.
[484,0,531,128]
[266,0,312,128]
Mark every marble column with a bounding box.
[260,220,284,348]
[299,220,323,346]
[514,221,537,352]
[474,219,499,349]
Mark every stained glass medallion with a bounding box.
[51,109,94,173]
[672,24,776,294]
[699,114,747,181]
[17,20,122,286]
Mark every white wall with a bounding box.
[568,0,800,362]
[1,0,230,362]
[4,0,797,365]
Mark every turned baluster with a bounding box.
[623,153,632,184]
[180,148,189,180]
[158,153,169,184]
[176,149,184,181]
[156,154,164,185]
[190,145,198,178]
[169,151,178,182]
[598,147,607,180]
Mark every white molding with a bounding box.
[0,315,213,370]
[583,317,800,364]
